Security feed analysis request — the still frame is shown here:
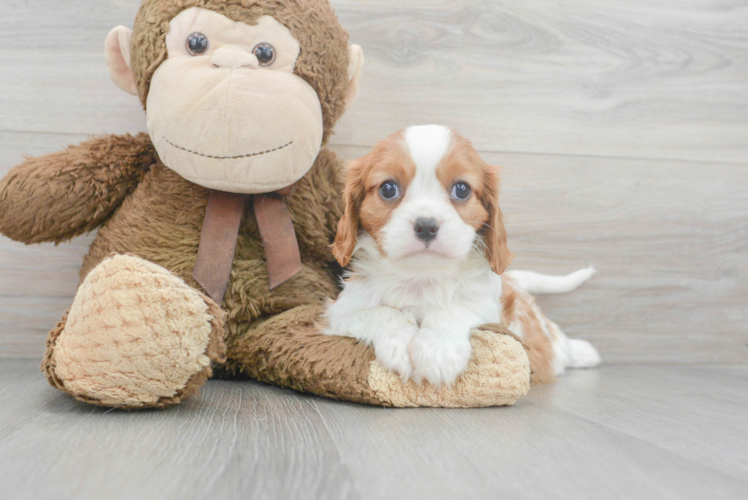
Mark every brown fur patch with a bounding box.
[500,285,517,324]
[500,280,557,385]
[436,135,491,231]
[332,130,414,265]
[436,132,512,274]
[482,167,513,275]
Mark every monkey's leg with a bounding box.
[218,306,531,408]
[42,255,226,409]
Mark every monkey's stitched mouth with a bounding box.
[162,137,293,160]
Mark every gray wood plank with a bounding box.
[333,0,748,163]
[529,365,748,483]
[313,397,748,500]
[0,297,73,359]
[0,360,360,500]
[2,360,747,500]
[0,0,746,162]
[492,150,748,364]
[0,0,146,137]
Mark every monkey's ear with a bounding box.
[343,45,364,112]
[105,26,138,96]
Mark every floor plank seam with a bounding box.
[309,397,366,500]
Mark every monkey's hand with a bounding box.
[0,133,154,244]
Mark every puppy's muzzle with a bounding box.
[414,217,439,245]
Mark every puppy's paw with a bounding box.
[374,324,418,380]
[408,328,472,386]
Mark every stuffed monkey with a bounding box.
[0,0,530,409]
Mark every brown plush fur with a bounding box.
[0,134,154,244]
[215,304,383,405]
[2,130,357,406]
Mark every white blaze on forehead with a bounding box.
[404,125,453,172]
[404,125,454,199]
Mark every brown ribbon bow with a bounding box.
[193,187,302,304]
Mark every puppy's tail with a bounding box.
[504,267,596,295]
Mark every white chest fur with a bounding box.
[324,236,504,385]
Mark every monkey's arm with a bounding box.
[0,133,154,244]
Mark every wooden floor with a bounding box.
[1,360,746,500]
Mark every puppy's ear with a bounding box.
[332,158,367,267]
[482,165,513,275]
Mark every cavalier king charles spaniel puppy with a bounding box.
[324,125,600,386]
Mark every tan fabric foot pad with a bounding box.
[368,324,531,408]
[43,254,226,409]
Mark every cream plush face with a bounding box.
[145,7,324,193]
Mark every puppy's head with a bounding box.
[333,125,512,274]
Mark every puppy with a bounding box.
[324,125,600,385]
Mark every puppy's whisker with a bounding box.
[460,220,496,232]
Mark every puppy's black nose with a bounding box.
[414,217,439,244]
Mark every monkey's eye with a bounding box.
[252,43,276,66]
[379,181,401,200]
[451,182,471,200]
[186,32,209,56]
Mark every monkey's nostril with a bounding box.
[211,48,259,70]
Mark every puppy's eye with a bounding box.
[379,181,401,200]
[451,182,472,200]
[253,43,276,66]
[186,32,209,56]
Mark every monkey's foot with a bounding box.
[42,254,226,409]
[367,324,531,407]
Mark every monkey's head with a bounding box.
[105,0,363,194]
